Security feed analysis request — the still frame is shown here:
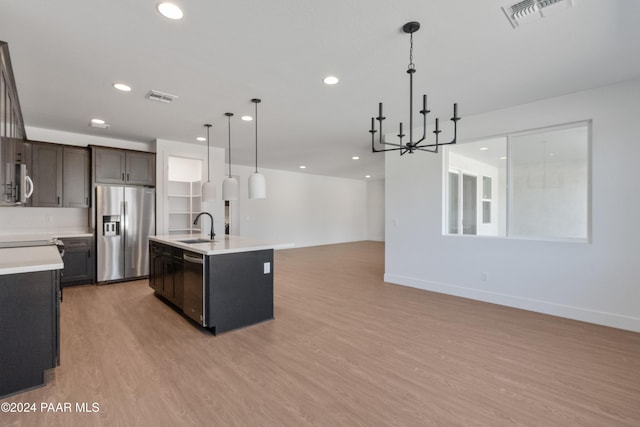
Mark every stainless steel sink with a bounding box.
[177,238,214,244]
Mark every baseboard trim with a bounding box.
[384,273,640,333]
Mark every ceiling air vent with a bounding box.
[145,89,178,103]
[502,0,574,28]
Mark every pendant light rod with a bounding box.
[251,98,261,172]
[204,123,212,181]
[225,112,233,177]
[370,21,461,155]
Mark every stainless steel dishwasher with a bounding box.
[182,251,205,326]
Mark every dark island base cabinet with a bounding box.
[149,241,274,335]
[149,242,183,308]
[207,250,274,334]
[0,270,60,398]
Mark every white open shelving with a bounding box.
[167,180,201,235]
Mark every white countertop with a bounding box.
[0,245,64,275]
[150,234,294,256]
[0,230,93,246]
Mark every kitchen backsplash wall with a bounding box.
[0,207,89,235]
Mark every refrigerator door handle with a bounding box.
[24,175,34,198]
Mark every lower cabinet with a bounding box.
[149,242,183,307]
[0,269,60,398]
[149,240,274,335]
[60,237,94,286]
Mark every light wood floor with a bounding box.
[1,241,639,426]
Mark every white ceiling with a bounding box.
[1,0,639,180]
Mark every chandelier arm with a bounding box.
[371,115,404,150]
[414,145,439,153]
[373,146,404,153]
[378,141,404,148]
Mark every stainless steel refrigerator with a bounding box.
[96,185,155,282]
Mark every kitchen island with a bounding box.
[148,235,292,334]
[0,245,63,397]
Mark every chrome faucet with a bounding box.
[193,212,215,240]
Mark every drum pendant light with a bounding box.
[248,98,266,199]
[222,112,239,200]
[201,123,216,201]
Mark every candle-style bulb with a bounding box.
[435,118,440,131]
[378,102,383,119]
[423,94,427,111]
[453,103,458,119]
[370,117,375,131]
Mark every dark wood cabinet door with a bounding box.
[0,270,58,397]
[63,147,90,207]
[60,237,94,286]
[32,143,63,207]
[125,151,155,186]
[149,242,164,293]
[94,147,126,184]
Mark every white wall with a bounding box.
[385,78,640,332]
[0,207,88,235]
[511,159,588,239]
[224,164,368,247]
[367,179,385,241]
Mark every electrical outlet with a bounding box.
[264,262,271,274]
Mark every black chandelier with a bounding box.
[370,21,460,155]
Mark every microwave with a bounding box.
[2,163,33,205]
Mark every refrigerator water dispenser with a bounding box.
[102,215,121,236]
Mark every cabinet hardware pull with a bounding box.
[127,173,130,181]
[122,172,125,181]
[57,196,61,205]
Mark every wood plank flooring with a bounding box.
[1,241,639,426]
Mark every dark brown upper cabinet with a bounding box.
[93,147,155,186]
[62,146,90,207]
[31,142,90,208]
[31,143,63,207]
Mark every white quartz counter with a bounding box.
[0,230,93,247]
[0,245,64,275]
[150,234,294,256]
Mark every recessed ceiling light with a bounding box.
[89,118,109,129]
[241,116,253,121]
[480,147,489,151]
[323,76,339,85]
[352,156,360,160]
[113,83,132,92]
[157,2,183,20]
[299,165,306,169]
[365,175,371,179]
[500,156,507,160]
[196,137,206,142]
